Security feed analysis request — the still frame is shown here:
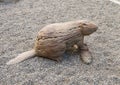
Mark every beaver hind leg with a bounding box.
[39,55,63,62]
[49,56,63,62]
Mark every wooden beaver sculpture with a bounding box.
[7,20,98,65]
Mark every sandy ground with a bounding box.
[0,0,120,85]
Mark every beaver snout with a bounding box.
[89,23,98,33]
[90,23,98,31]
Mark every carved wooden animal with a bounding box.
[7,20,98,65]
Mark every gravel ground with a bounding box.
[0,0,120,85]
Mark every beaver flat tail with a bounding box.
[6,49,36,65]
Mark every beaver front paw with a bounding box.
[80,50,93,64]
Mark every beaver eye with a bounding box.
[83,23,87,25]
